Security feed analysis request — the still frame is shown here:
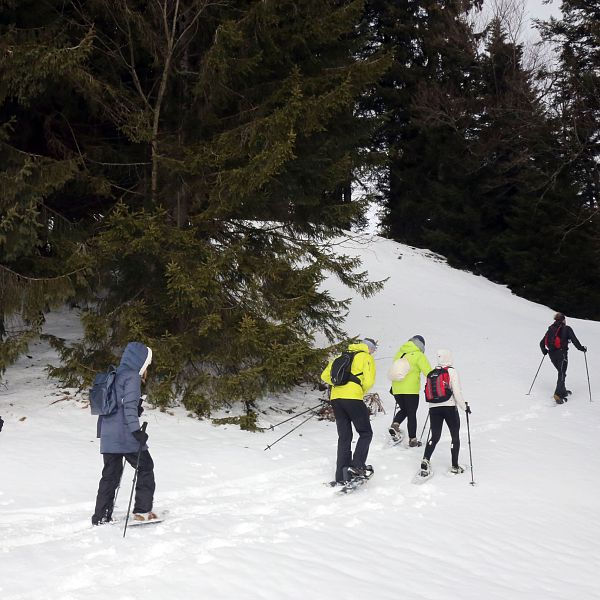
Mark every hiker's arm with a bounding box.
[122,373,142,433]
[321,362,333,386]
[539,337,548,354]
[361,354,376,393]
[449,369,467,411]
[419,354,433,377]
[568,328,585,352]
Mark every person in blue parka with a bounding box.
[92,342,157,525]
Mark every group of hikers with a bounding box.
[321,311,588,487]
[321,334,470,486]
[89,313,587,525]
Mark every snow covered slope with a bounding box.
[1,235,599,600]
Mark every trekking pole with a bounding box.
[465,405,475,486]
[267,403,323,430]
[526,355,546,395]
[584,350,592,403]
[264,412,318,451]
[123,422,147,538]
[418,412,430,444]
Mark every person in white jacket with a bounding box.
[420,349,470,475]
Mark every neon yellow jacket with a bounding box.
[390,341,432,395]
[321,342,376,400]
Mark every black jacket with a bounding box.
[540,323,584,354]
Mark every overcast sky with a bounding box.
[525,0,560,21]
[479,0,561,43]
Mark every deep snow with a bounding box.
[1,234,599,600]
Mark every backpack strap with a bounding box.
[348,350,364,386]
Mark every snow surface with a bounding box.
[2,234,599,600]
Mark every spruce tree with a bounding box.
[365,0,483,245]
[539,1,600,211]
[0,3,93,376]
[2,1,388,410]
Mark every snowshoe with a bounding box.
[388,423,403,444]
[338,465,374,494]
[91,515,117,526]
[326,480,344,488]
[449,465,465,474]
[412,459,433,484]
[130,511,162,526]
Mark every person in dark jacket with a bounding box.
[539,313,587,404]
[92,342,157,525]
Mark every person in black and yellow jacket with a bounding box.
[321,338,377,485]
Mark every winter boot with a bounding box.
[450,465,465,474]
[347,465,374,480]
[409,438,422,447]
[419,459,431,477]
[553,394,564,404]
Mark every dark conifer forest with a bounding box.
[1,1,598,411]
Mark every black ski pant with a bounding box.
[93,451,155,521]
[393,393,419,439]
[548,349,568,398]
[423,406,461,468]
[331,399,373,482]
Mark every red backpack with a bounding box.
[424,367,453,403]
[544,323,563,351]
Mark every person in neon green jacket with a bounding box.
[321,338,377,484]
[388,335,432,447]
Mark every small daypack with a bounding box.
[387,353,410,382]
[330,351,363,386]
[424,367,453,403]
[89,366,118,416]
[544,323,563,351]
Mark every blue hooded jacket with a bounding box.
[97,342,152,454]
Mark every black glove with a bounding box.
[465,404,472,415]
[582,346,587,353]
[138,394,147,417]
[541,348,548,356]
[132,429,148,445]
[0,416,3,432]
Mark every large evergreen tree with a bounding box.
[373,1,600,318]
[540,1,600,211]
[1,1,388,411]
[0,2,93,375]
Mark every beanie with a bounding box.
[410,335,425,352]
[362,338,378,353]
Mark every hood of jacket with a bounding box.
[347,341,370,354]
[119,342,153,375]
[397,340,422,355]
[436,349,453,367]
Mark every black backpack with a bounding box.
[330,351,363,386]
[544,323,564,351]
